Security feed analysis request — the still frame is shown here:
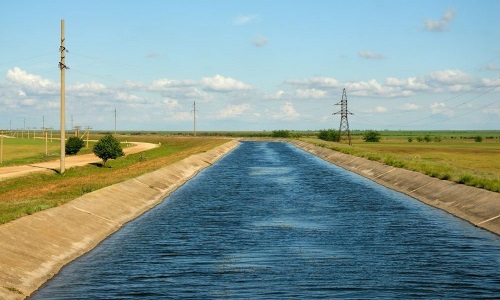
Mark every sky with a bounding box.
[1,0,499,132]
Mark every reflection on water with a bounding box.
[31,142,500,299]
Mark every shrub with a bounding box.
[92,134,124,167]
[407,137,413,142]
[318,129,340,142]
[474,136,483,143]
[65,136,85,155]
[363,130,381,142]
[272,130,291,138]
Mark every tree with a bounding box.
[318,129,340,142]
[363,130,381,142]
[272,130,291,138]
[92,134,124,167]
[65,136,85,155]
[474,136,483,143]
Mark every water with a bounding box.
[31,142,500,299]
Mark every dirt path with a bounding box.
[0,142,159,181]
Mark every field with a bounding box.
[302,130,499,193]
[0,130,498,225]
[0,135,229,224]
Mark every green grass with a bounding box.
[302,137,500,193]
[0,136,230,224]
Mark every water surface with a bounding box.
[31,142,500,299]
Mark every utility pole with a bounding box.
[84,126,92,148]
[192,101,198,136]
[334,88,353,145]
[59,19,68,174]
[114,109,117,135]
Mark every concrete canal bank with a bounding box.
[292,140,500,236]
[0,140,239,300]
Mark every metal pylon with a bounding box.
[333,88,353,145]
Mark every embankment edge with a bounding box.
[0,139,239,300]
[291,140,500,236]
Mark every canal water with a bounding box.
[31,142,499,299]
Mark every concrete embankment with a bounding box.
[0,139,239,300]
[291,140,500,236]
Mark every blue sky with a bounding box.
[1,0,499,131]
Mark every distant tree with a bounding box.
[363,130,381,142]
[272,130,292,138]
[318,129,340,142]
[92,134,124,167]
[474,136,483,143]
[407,137,413,142]
[423,135,431,143]
[65,136,84,155]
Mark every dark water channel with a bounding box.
[32,142,499,299]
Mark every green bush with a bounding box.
[318,129,340,142]
[92,134,124,167]
[65,136,85,155]
[272,130,292,138]
[474,136,483,143]
[363,130,381,142]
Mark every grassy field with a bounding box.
[0,130,498,225]
[303,134,499,193]
[0,135,229,224]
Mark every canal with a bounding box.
[31,141,500,299]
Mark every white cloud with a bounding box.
[358,51,385,60]
[424,9,457,32]
[251,35,269,47]
[270,102,300,119]
[430,102,453,116]
[375,106,387,113]
[213,103,250,119]
[163,98,182,110]
[403,103,420,111]
[168,111,192,122]
[264,90,287,100]
[286,76,339,88]
[233,14,258,25]
[201,75,251,92]
[294,88,327,99]
[6,67,58,93]
[428,69,473,85]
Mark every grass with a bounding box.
[0,136,230,224]
[302,137,500,193]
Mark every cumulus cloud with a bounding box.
[213,103,250,119]
[294,88,327,99]
[270,102,300,119]
[201,75,251,92]
[6,67,58,94]
[403,103,420,111]
[286,76,339,88]
[431,102,453,116]
[233,14,258,25]
[358,51,385,60]
[251,35,269,47]
[424,9,457,32]
[163,98,182,110]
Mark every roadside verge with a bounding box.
[0,139,239,300]
[291,140,500,236]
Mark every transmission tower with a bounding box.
[333,88,353,145]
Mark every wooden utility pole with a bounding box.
[59,19,67,173]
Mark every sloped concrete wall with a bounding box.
[0,140,239,300]
[291,140,500,236]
